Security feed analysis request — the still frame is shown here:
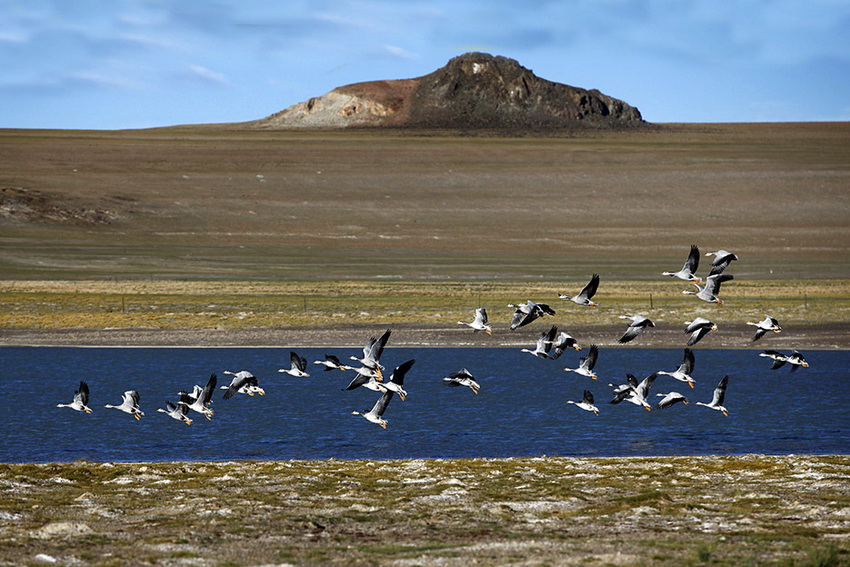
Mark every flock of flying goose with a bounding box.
[457,245,808,418]
[57,329,411,429]
[57,245,809,427]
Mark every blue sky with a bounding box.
[2,0,849,129]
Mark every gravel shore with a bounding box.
[2,321,848,349]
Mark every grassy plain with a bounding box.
[2,123,849,281]
[2,456,848,566]
[1,277,848,348]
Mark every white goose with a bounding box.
[508,300,556,330]
[655,391,689,410]
[177,373,216,420]
[559,273,600,307]
[607,373,639,399]
[684,317,717,346]
[345,364,383,380]
[695,375,730,416]
[57,381,93,414]
[551,330,582,359]
[351,390,395,429]
[342,372,387,394]
[706,249,738,276]
[759,350,790,369]
[382,359,415,401]
[618,315,655,344]
[314,354,354,372]
[220,370,265,399]
[662,244,701,282]
[520,325,558,359]
[157,401,192,425]
[747,315,781,342]
[657,348,696,388]
[104,390,144,420]
[683,273,733,304]
[564,344,599,380]
[443,368,480,394]
[458,307,492,335]
[610,373,655,411]
[350,329,391,378]
[759,350,809,371]
[566,390,599,415]
[785,350,809,370]
[279,351,310,377]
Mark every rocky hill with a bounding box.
[252,52,644,130]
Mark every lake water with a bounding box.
[2,346,848,463]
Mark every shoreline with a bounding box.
[4,452,849,466]
[2,321,848,349]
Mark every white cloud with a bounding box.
[0,30,29,44]
[71,70,139,90]
[187,65,230,86]
[383,45,418,59]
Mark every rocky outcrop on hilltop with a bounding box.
[254,52,644,130]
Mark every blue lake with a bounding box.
[1,346,848,463]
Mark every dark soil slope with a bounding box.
[255,52,643,129]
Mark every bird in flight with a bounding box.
[559,273,600,307]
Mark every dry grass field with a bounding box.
[2,123,849,281]
[1,278,848,348]
[1,124,849,566]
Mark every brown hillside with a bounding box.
[254,52,643,129]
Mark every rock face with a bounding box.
[0,187,122,225]
[255,52,643,130]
